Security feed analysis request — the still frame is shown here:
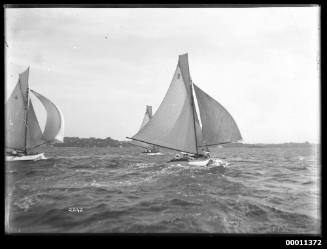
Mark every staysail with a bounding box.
[30,89,64,143]
[26,101,44,149]
[131,54,203,154]
[193,83,242,145]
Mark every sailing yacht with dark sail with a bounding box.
[5,67,64,161]
[127,53,242,166]
[130,105,160,155]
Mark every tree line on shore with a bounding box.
[54,137,316,148]
[53,137,133,148]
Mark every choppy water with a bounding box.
[5,145,320,233]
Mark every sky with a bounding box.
[5,7,320,143]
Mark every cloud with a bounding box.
[5,7,320,142]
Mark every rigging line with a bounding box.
[126,137,196,155]
[197,141,238,147]
[24,89,30,154]
[192,81,209,152]
[30,141,50,150]
[130,142,149,150]
[5,146,25,152]
[190,81,199,155]
[190,80,203,155]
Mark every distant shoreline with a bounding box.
[52,137,318,148]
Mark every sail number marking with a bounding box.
[68,207,83,213]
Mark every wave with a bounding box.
[302,180,314,185]
[6,146,320,233]
[54,155,93,159]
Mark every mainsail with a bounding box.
[5,67,64,153]
[5,68,30,151]
[131,54,203,154]
[129,53,242,155]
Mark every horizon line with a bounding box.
[59,136,320,144]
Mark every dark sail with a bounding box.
[193,83,242,145]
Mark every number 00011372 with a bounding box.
[286,240,322,246]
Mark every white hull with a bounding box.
[143,152,162,156]
[6,153,46,162]
[188,158,211,166]
[188,158,228,167]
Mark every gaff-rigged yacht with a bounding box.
[129,105,161,155]
[127,53,242,166]
[5,67,64,161]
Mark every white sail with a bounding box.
[130,53,242,154]
[131,105,154,149]
[5,68,30,151]
[54,104,64,142]
[193,83,242,145]
[30,90,64,143]
[6,67,64,155]
[131,54,203,154]
[140,105,152,129]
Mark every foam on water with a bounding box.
[5,146,320,233]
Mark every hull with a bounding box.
[6,153,46,162]
[187,158,227,167]
[142,152,162,156]
[188,158,211,166]
[169,158,228,168]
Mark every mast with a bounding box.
[192,81,210,153]
[190,81,199,155]
[18,67,30,154]
[24,86,30,154]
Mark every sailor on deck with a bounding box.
[201,149,210,159]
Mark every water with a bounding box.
[5,145,320,233]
